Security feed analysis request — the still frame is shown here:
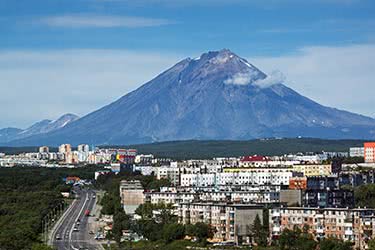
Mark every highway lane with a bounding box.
[52,188,100,250]
[70,189,98,250]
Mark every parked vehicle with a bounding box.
[84,209,90,216]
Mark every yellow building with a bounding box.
[223,167,293,173]
[292,164,332,176]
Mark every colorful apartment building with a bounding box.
[289,177,308,190]
[293,164,332,176]
[364,142,375,163]
[270,207,375,250]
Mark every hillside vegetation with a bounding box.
[120,138,365,159]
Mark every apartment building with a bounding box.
[270,207,375,249]
[181,170,293,187]
[293,164,332,177]
[39,146,49,153]
[77,144,90,153]
[120,180,144,214]
[58,144,71,154]
[179,202,263,244]
[340,171,375,187]
[365,142,375,163]
[145,187,280,205]
[350,147,365,158]
[156,166,181,185]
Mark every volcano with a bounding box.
[7,49,375,146]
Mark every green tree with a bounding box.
[319,238,352,250]
[186,222,215,245]
[157,207,178,224]
[355,184,375,208]
[162,223,185,243]
[112,210,131,244]
[368,239,375,250]
[31,244,55,250]
[251,214,267,246]
[279,227,316,250]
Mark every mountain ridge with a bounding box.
[4,49,375,146]
[0,113,79,144]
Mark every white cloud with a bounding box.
[224,72,256,85]
[251,44,375,117]
[224,70,286,87]
[39,15,174,28]
[253,70,286,88]
[0,49,182,128]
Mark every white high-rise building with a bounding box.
[77,144,90,153]
[349,147,364,157]
[58,144,71,154]
[39,146,49,153]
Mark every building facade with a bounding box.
[270,207,375,250]
[179,202,263,244]
[120,180,144,214]
[350,147,365,158]
[364,142,375,163]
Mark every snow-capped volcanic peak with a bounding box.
[208,49,234,64]
[177,49,267,86]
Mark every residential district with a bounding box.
[1,142,375,249]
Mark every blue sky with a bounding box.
[1,0,375,128]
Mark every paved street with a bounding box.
[51,188,102,250]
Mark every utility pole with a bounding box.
[41,219,44,244]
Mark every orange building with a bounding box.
[364,142,375,163]
[289,177,307,190]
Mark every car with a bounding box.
[76,221,80,226]
[92,195,96,199]
[213,241,236,247]
[55,234,61,240]
[95,234,105,240]
[73,227,79,232]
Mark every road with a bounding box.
[51,188,102,250]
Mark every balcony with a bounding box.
[364,221,372,226]
[272,211,280,217]
[344,230,353,235]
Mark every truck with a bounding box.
[84,209,90,216]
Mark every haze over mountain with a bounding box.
[5,49,375,146]
[0,113,79,144]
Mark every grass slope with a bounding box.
[0,138,366,159]
[120,138,365,159]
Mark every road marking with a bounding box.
[69,191,89,249]
[49,197,79,246]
